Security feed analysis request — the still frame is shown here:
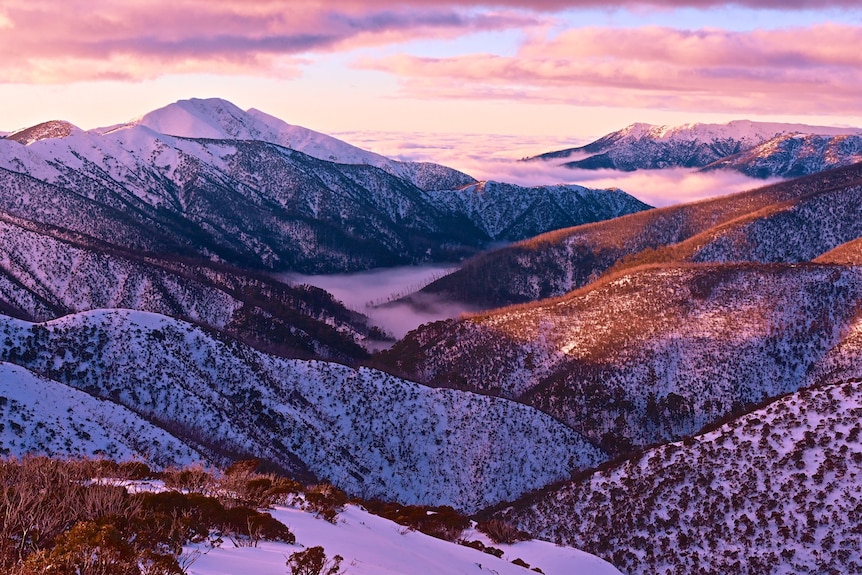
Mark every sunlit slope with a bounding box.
[421,161,862,308]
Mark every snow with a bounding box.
[102,97,474,190]
[0,362,201,466]
[185,503,622,575]
[622,119,862,144]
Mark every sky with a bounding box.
[2,1,862,202]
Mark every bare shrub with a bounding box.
[218,460,301,509]
[162,464,215,494]
[303,484,348,524]
[286,546,343,575]
[476,519,531,545]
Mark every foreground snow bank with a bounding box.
[187,504,621,575]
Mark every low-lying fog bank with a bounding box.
[281,264,478,345]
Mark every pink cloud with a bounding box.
[359,24,862,116]
[0,1,540,83]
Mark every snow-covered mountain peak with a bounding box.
[618,119,861,144]
[5,120,82,145]
[125,97,261,141]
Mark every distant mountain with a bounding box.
[528,120,862,178]
[0,98,648,274]
[381,263,862,455]
[106,98,476,191]
[494,378,862,574]
[0,309,606,512]
[419,161,862,308]
[704,132,862,178]
[426,181,649,242]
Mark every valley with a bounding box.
[2,100,862,574]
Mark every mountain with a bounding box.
[0,211,373,360]
[107,98,476,191]
[380,263,862,455]
[426,181,649,242]
[0,309,606,513]
[528,120,862,178]
[0,98,648,274]
[705,132,862,178]
[493,378,862,575]
[418,161,862,308]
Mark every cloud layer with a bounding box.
[0,1,538,82]
[360,23,862,116]
[3,1,860,85]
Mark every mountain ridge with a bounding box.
[529,120,862,178]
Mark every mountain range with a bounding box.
[419,161,862,308]
[529,120,862,178]
[5,99,862,574]
[0,98,649,275]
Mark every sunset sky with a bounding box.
[2,1,862,162]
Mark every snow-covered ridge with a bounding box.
[0,362,201,466]
[0,308,605,512]
[101,97,475,190]
[616,119,861,142]
[186,501,622,575]
[529,119,862,177]
[5,120,80,145]
[386,263,862,454]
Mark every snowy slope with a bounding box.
[384,263,862,454]
[529,119,862,177]
[0,309,605,513]
[0,362,201,467]
[110,98,476,190]
[0,212,372,360]
[705,132,862,178]
[497,378,862,575]
[187,503,622,575]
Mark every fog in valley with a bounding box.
[337,129,783,207]
[283,264,479,345]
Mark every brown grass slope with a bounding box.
[420,161,862,308]
[814,236,862,265]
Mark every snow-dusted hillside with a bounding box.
[383,263,862,454]
[815,237,862,265]
[0,309,605,512]
[421,161,862,308]
[426,181,649,241]
[496,378,862,574]
[0,362,201,466]
[187,502,622,575]
[529,119,862,177]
